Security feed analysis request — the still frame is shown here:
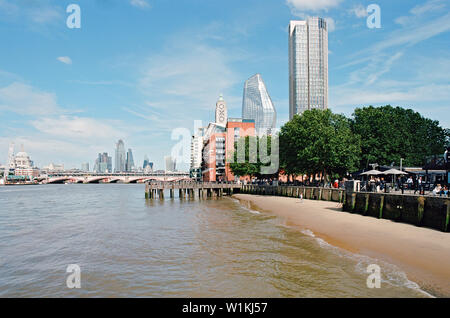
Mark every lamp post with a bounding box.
[400,158,404,171]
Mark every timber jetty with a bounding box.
[145,181,242,199]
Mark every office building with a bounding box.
[190,127,205,181]
[94,153,112,173]
[115,140,126,172]
[225,118,256,182]
[126,148,135,172]
[165,156,176,173]
[242,74,276,135]
[289,17,328,119]
[201,95,256,182]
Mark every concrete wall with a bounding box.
[240,185,450,232]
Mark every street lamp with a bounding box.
[400,158,404,171]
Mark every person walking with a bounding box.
[414,176,423,195]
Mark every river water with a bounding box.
[0,184,431,297]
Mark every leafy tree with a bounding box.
[352,105,448,168]
[228,135,277,179]
[279,109,361,179]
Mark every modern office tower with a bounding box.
[143,155,149,169]
[143,155,154,173]
[164,156,176,172]
[94,153,112,173]
[81,163,89,172]
[242,74,277,135]
[126,148,135,172]
[115,139,126,172]
[289,17,328,119]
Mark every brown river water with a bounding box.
[0,184,432,297]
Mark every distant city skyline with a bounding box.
[0,0,449,170]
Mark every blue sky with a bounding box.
[0,0,449,171]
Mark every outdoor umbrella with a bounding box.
[382,169,408,175]
[360,170,383,175]
[382,169,408,188]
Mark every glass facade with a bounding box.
[115,139,126,172]
[242,74,276,135]
[289,18,328,119]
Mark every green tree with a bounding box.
[279,109,361,180]
[228,135,277,179]
[352,105,448,168]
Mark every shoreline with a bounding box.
[233,193,450,298]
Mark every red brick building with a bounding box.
[201,96,256,182]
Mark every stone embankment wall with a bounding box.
[240,185,450,232]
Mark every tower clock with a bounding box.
[215,94,227,127]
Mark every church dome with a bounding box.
[15,151,29,158]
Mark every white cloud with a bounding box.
[31,116,123,140]
[286,0,342,12]
[0,82,62,115]
[138,41,241,113]
[395,0,447,26]
[347,52,404,86]
[375,12,450,53]
[57,56,72,65]
[0,1,62,26]
[350,4,367,18]
[30,6,61,24]
[410,0,446,16]
[332,84,450,111]
[325,17,336,32]
[130,0,151,9]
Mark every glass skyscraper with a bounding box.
[289,17,328,120]
[126,148,135,172]
[242,74,276,135]
[115,139,126,172]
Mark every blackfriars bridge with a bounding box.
[40,172,190,184]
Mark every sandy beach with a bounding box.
[234,194,450,297]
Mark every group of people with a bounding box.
[432,184,449,197]
[404,176,426,195]
[367,176,387,193]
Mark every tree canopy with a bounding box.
[352,105,449,168]
[279,109,361,178]
[229,106,449,179]
[228,135,277,179]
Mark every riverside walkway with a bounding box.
[241,184,450,232]
[145,181,242,199]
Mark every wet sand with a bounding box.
[233,194,450,297]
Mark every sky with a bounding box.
[0,0,449,171]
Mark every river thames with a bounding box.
[0,184,431,297]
